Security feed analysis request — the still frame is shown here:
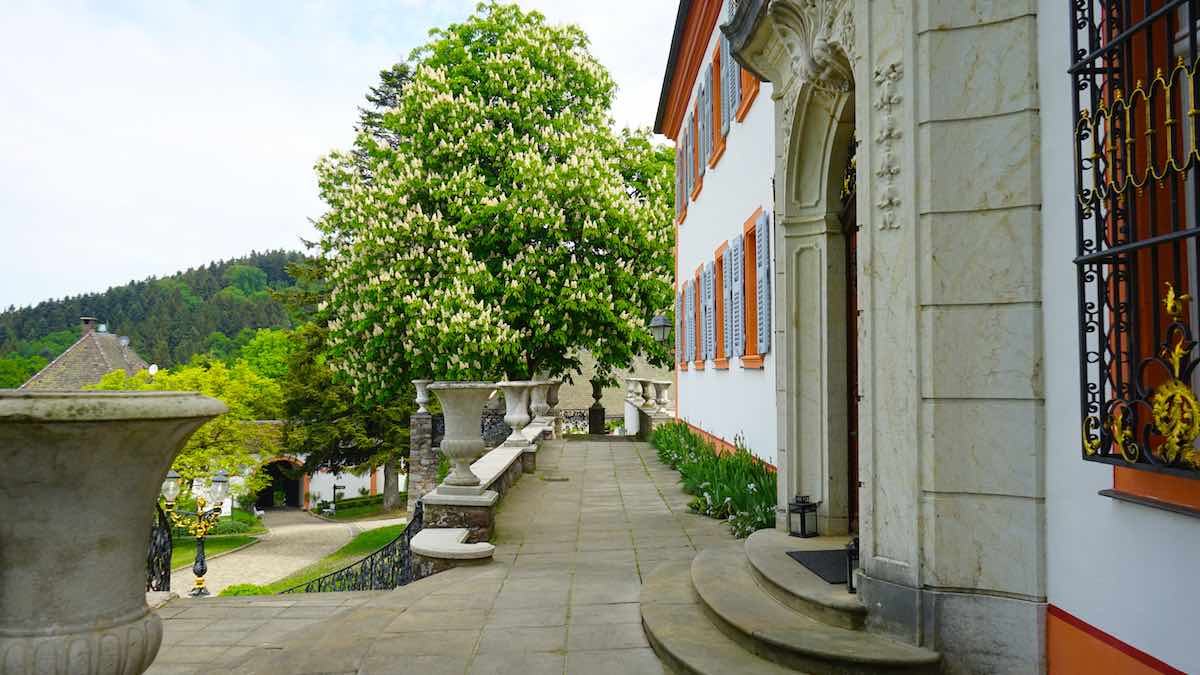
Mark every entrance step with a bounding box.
[692,544,940,674]
[640,560,798,675]
[744,529,866,630]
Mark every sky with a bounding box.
[0,0,678,310]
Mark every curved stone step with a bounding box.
[640,560,800,675]
[744,529,866,630]
[692,544,940,675]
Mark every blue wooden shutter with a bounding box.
[731,234,744,357]
[684,280,695,363]
[675,290,683,364]
[723,247,733,357]
[720,37,733,136]
[698,82,708,177]
[755,212,771,355]
[674,146,682,218]
[684,117,693,197]
[700,260,710,360]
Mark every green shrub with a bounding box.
[335,494,383,509]
[650,421,776,538]
[436,453,450,484]
[209,518,251,535]
[219,583,271,596]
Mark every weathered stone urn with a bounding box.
[428,382,496,491]
[0,391,227,675]
[494,381,533,446]
[412,379,433,414]
[529,381,551,418]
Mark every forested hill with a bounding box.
[0,250,308,385]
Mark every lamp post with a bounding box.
[160,469,229,597]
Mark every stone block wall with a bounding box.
[407,413,438,514]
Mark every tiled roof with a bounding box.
[20,331,149,390]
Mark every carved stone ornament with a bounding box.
[872,61,904,230]
[768,0,855,94]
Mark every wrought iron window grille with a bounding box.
[1072,0,1200,478]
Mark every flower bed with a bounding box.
[651,421,776,538]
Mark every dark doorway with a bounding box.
[840,143,860,532]
[256,460,302,509]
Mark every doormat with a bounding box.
[786,549,847,584]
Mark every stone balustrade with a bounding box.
[408,378,562,575]
[626,376,673,441]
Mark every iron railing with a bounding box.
[146,503,173,592]
[430,411,510,448]
[1072,0,1200,477]
[280,501,424,593]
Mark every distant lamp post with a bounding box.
[160,469,229,597]
[649,315,671,344]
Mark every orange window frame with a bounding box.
[742,208,764,369]
[709,44,726,168]
[693,265,705,370]
[736,67,760,123]
[714,242,729,369]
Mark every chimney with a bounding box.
[80,317,99,334]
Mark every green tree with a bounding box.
[89,361,282,498]
[0,354,47,388]
[357,62,413,152]
[280,322,410,510]
[316,2,674,405]
[223,264,269,298]
[240,328,295,380]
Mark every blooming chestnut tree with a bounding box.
[317,2,674,406]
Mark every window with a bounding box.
[741,208,769,368]
[1072,0,1200,485]
[736,64,759,122]
[690,109,704,200]
[715,242,730,368]
[693,265,705,369]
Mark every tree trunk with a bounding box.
[382,456,401,511]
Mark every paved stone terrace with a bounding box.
[149,438,737,674]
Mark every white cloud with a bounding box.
[0,0,677,310]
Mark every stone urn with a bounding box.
[428,382,496,490]
[627,378,645,406]
[412,379,433,414]
[495,381,533,446]
[652,380,673,411]
[639,380,655,408]
[0,391,227,675]
[529,381,551,418]
[546,380,562,415]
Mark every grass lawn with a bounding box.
[220,523,408,595]
[170,535,257,571]
[329,503,405,521]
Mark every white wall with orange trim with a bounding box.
[673,22,777,465]
[1040,2,1200,671]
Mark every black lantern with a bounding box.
[788,495,820,538]
[649,315,671,344]
[846,536,860,594]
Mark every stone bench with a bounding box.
[411,527,495,577]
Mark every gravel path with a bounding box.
[178,509,406,596]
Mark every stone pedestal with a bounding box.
[407,413,437,515]
[588,381,606,435]
[423,496,497,543]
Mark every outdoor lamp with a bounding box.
[160,469,182,503]
[649,315,671,344]
[788,495,821,538]
[159,469,226,597]
[210,470,230,504]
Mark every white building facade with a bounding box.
[661,0,1200,672]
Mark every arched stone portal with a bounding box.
[256,455,304,509]
[727,0,858,535]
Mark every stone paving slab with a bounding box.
[149,439,738,674]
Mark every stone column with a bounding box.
[406,412,437,514]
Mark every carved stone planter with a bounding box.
[529,381,551,418]
[428,382,496,491]
[639,380,655,408]
[0,391,226,675]
[495,381,533,446]
[412,379,432,414]
[546,380,562,414]
[652,380,673,411]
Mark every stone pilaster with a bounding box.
[407,413,438,514]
